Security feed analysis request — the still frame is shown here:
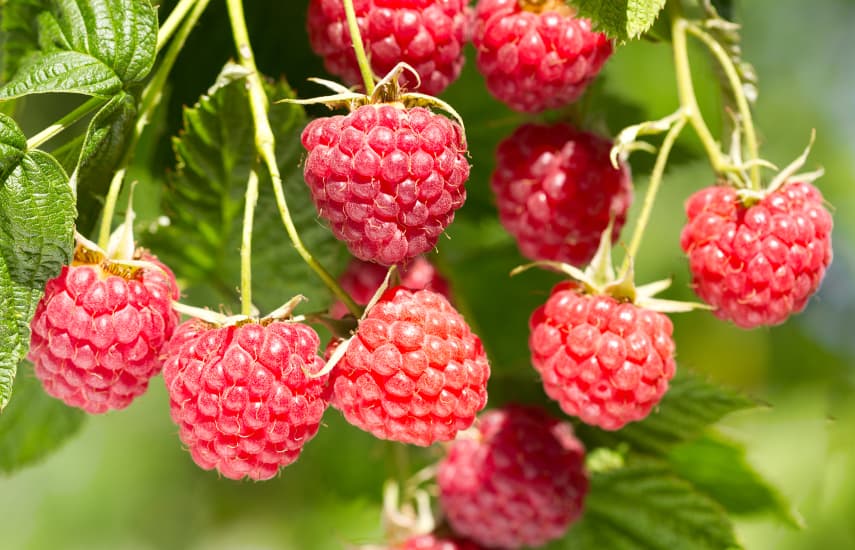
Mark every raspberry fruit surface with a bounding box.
[529,283,676,430]
[302,104,469,265]
[163,320,330,480]
[330,256,451,318]
[437,404,588,549]
[332,286,489,446]
[28,254,179,414]
[491,123,632,265]
[472,0,612,113]
[307,0,469,96]
[680,182,833,328]
[398,534,483,550]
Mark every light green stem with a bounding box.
[685,22,761,190]
[26,97,104,150]
[620,117,688,275]
[225,0,362,318]
[156,0,199,51]
[342,0,375,94]
[241,168,260,316]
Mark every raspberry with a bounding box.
[307,0,470,96]
[472,0,613,113]
[528,282,676,430]
[162,319,330,480]
[491,122,632,265]
[397,534,483,550]
[301,104,469,265]
[330,256,451,318]
[680,182,833,328]
[332,287,489,446]
[437,405,588,549]
[27,253,179,414]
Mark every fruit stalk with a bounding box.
[342,0,376,94]
[226,0,361,317]
[240,167,260,316]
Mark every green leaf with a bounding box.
[564,461,740,550]
[570,0,667,42]
[0,114,75,411]
[669,434,802,528]
[0,0,52,82]
[0,367,85,473]
[0,0,157,99]
[577,370,758,455]
[146,62,348,313]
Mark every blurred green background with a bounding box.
[1,0,854,548]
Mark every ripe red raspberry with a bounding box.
[307,0,470,96]
[491,122,632,265]
[680,182,833,329]
[301,104,469,265]
[27,254,179,414]
[397,534,483,550]
[529,282,676,430]
[330,256,451,318]
[472,0,613,113]
[162,319,330,480]
[437,404,588,549]
[332,287,489,446]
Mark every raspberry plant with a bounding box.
[0,0,842,548]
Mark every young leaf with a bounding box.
[565,460,740,549]
[0,0,52,82]
[570,0,667,42]
[0,368,85,473]
[146,63,347,312]
[0,0,157,99]
[577,369,757,455]
[0,114,75,411]
[669,434,802,528]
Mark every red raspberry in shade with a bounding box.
[330,256,452,318]
[472,0,613,113]
[491,122,632,265]
[27,254,179,414]
[529,282,677,430]
[162,320,330,480]
[397,534,484,550]
[680,182,833,329]
[332,287,490,446]
[437,405,588,549]
[301,104,469,265]
[307,0,470,96]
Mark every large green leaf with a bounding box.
[576,369,757,455]
[0,0,52,82]
[0,368,85,473]
[563,461,740,550]
[0,0,157,99]
[570,0,667,42]
[669,434,802,528]
[146,62,348,313]
[0,114,75,411]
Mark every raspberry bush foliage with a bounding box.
[0,0,848,548]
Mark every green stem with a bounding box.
[342,0,375,94]
[225,0,362,318]
[685,22,761,190]
[240,167,260,316]
[156,0,199,51]
[670,6,729,175]
[26,97,105,150]
[620,117,687,274]
[97,0,210,248]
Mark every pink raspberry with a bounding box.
[301,104,469,265]
[162,319,330,480]
[27,253,179,414]
[307,0,470,96]
[528,282,677,430]
[397,534,484,550]
[332,287,490,446]
[491,122,632,265]
[330,256,451,318]
[472,0,613,113]
[437,404,588,549]
[680,182,833,328]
